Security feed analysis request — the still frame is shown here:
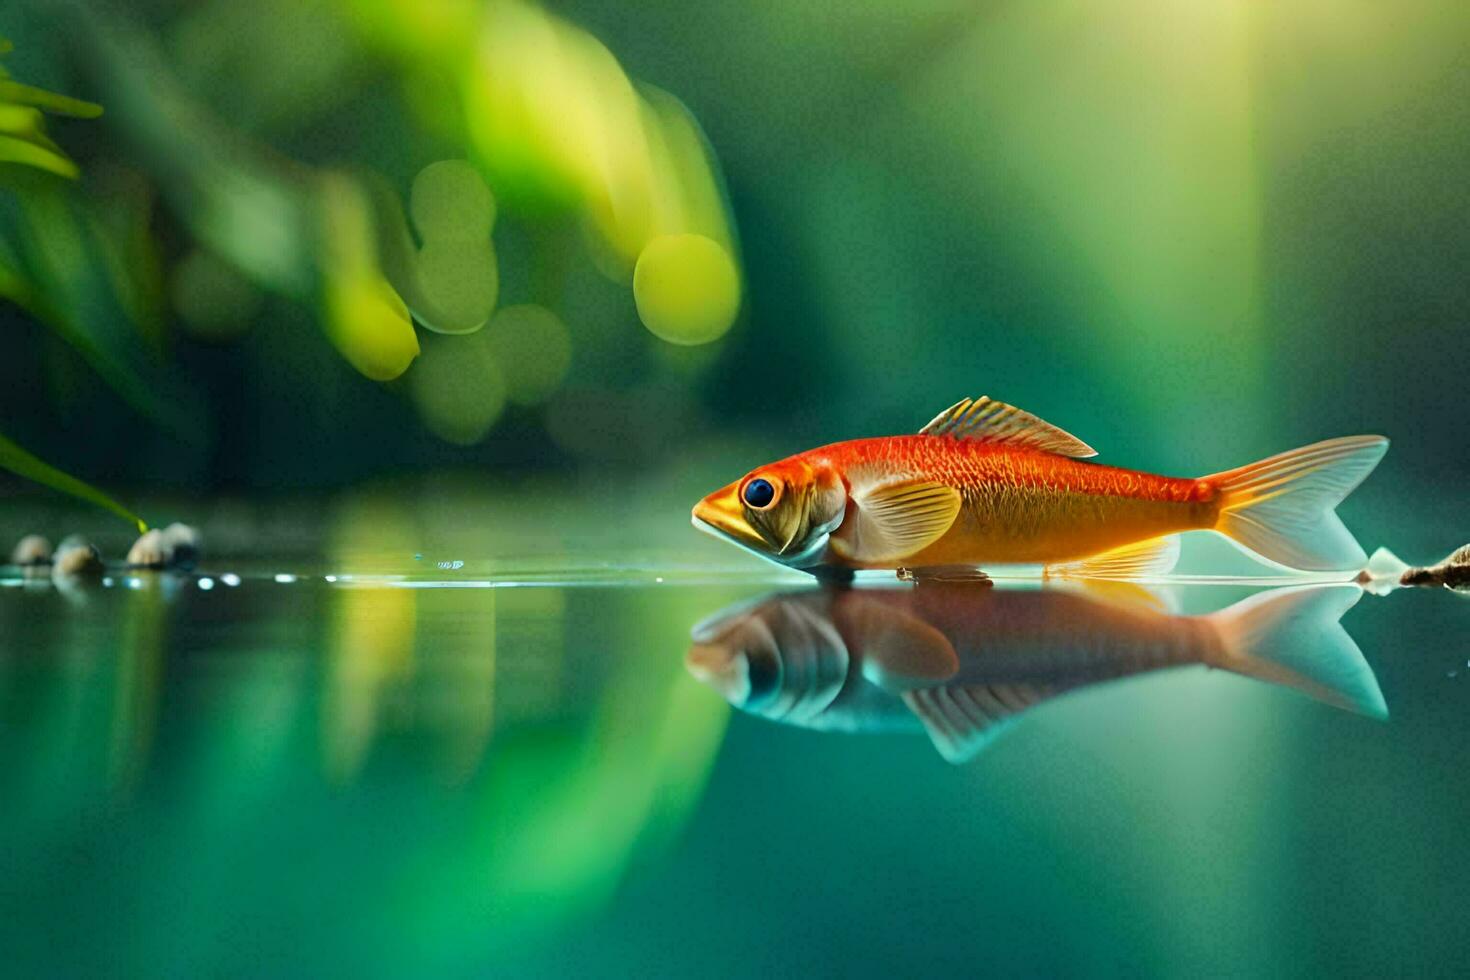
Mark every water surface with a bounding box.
[1,513,1467,977]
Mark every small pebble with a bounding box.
[52,540,103,578]
[10,534,52,566]
[126,522,203,570]
[161,523,202,568]
[127,528,172,569]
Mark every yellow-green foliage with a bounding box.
[0,37,102,180]
[0,431,147,533]
[0,38,146,531]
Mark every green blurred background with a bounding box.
[3,4,1470,976]
[2,0,1465,538]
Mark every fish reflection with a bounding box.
[688,584,1385,763]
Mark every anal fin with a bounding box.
[902,683,1055,764]
[1046,534,1181,581]
[1074,580,1180,615]
[839,597,960,690]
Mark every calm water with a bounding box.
[1,497,1467,977]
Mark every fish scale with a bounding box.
[806,435,1209,567]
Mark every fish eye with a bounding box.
[742,477,777,509]
[743,649,781,703]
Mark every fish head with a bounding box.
[692,457,846,567]
[686,592,850,721]
[686,606,785,708]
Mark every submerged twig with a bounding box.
[1359,544,1470,594]
[1398,544,1470,593]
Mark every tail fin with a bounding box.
[1207,435,1388,571]
[1206,585,1387,719]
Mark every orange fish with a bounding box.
[692,396,1388,578]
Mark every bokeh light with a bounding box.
[456,0,743,350]
[404,159,500,336]
[465,0,605,212]
[410,159,496,243]
[633,233,740,345]
[323,274,420,381]
[482,304,572,406]
[408,329,507,444]
[317,172,419,380]
[411,238,499,335]
[639,85,737,257]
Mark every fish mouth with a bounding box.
[685,641,751,703]
[691,482,769,553]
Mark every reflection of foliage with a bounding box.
[0,485,741,973]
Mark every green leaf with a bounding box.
[0,80,103,119]
[0,431,147,533]
[0,131,80,179]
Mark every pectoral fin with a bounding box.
[840,479,961,564]
[903,683,1055,763]
[838,597,960,690]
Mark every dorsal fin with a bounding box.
[919,397,1096,458]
